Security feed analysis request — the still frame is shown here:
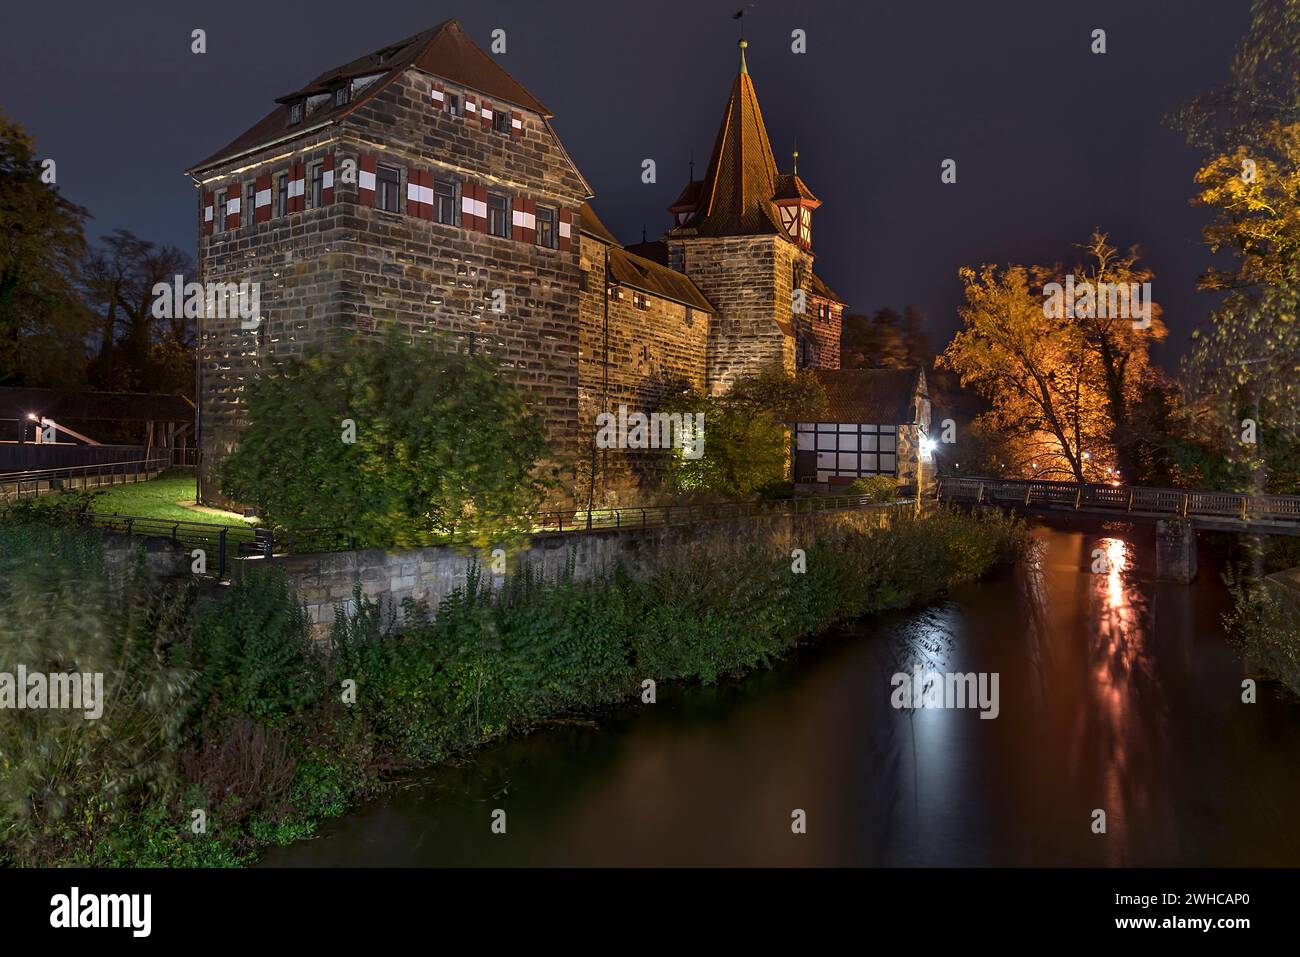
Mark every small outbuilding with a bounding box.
[792,367,933,493]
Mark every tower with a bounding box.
[665,38,843,391]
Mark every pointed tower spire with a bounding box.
[684,36,781,236]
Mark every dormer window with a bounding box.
[333,85,348,107]
[287,101,303,125]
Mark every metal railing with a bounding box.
[936,476,1300,525]
[78,512,268,580]
[65,493,915,577]
[0,456,173,500]
[272,493,916,552]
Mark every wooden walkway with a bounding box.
[936,476,1300,536]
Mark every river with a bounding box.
[261,518,1300,866]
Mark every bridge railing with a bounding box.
[936,476,1300,525]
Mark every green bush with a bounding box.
[0,527,195,866]
[220,333,551,548]
[1225,584,1300,696]
[846,475,899,502]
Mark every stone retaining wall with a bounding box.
[274,504,903,634]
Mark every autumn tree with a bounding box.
[0,113,91,388]
[1172,0,1300,291]
[1040,232,1168,480]
[1174,0,1300,494]
[939,264,1114,482]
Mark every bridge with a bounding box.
[936,475,1300,583]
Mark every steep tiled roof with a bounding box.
[607,247,715,313]
[669,179,703,212]
[803,368,925,424]
[580,205,713,312]
[772,172,819,205]
[578,202,620,244]
[807,271,845,304]
[683,42,783,237]
[189,20,551,173]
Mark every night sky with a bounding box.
[1,0,1250,368]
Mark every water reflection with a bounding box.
[262,519,1300,867]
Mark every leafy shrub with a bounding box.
[220,333,551,548]
[2,505,1029,866]
[846,475,899,502]
[0,526,195,865]
[184,565,322,725]
[1225,584,1300,696]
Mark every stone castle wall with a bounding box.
[196,67,589,505]
[577,235,710,504]
[276,502,903,635]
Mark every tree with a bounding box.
[940,264,1114,482]
[664,366,826,497]
[1183,273,1300,490]
[899,305,934,370]
[1173,0,1300,290]
[0,113,91,388]
[1042,232,1168,481]
[841,309,904,369]
[82,229,194,395]
[220,335,552,548]
[1173,0,1300,495]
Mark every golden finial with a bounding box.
[739,38,748,74]
[793,141,799,175]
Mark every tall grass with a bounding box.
[0,505,1028,865]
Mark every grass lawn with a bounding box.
[86,472,252,527]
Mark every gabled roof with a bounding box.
[680,41,784,237]
[189,19,551,174]
[802,368,926,424]
[578,204,714,312]
[807,271,845,304]
[578,202,620,245]
[607,247,715,313]
[669,179,703,212]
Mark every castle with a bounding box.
[187,20,923,506]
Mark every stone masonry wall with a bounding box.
[276,503,900,636]
[195,67,589,505]
[671,234,793,393]
[577,234,710,504]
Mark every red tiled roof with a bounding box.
[579,204,714,312]
[772,172,819,206]
[189,19,551,173]
[669,180,703,212]
[808,271,845,304]
[608,247,715,313]
[801,368,925,424]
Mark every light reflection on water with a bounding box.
[262,520,1300,867]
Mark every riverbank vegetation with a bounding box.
[0,506,1028,867]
